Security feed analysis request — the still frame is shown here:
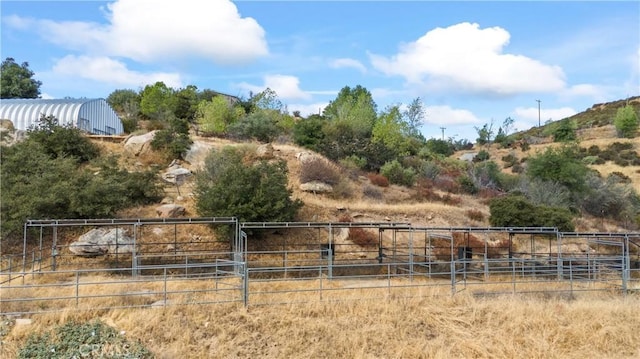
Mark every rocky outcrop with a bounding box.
[123,131,156,156]
[256,143,275,159]
[69,228,136,257]
[156,204,186,218]
[300,181,333,193]
[162,162,192,185]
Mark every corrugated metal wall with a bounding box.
[0,98,124,135]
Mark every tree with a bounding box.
[250,88,284,112]
[323,85,377,137]
[139,82,177,121]
[614,104,639,138]
[403,97,426,139]
[293,114,326,151]
[474,121,495,146]
[372,105,411,155]
[174,85,199,122]
[107,89,140,133]
[196,95,245,136]
[1,57,42,98]
[194,146,303,226]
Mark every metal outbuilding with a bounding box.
[0,98,124,135]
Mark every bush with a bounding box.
[552,120,577,142]
[27,114,100,163]
[489,195,575,231]
[150,117,192,161]
[329,178,354,199]
[367,173,389,187]
[338,214,378,247]
[195,146,303,228]
[526,145,589,194]
[457,175,478,195]
[419,160,441,180]
[362,184,383,200]
[466,209,485,222]
[1,142,162,240]
[473,150,490,162]
[501,153,518,168]
[380,160,416,187]
[18,320,152,359]
[292,115,325,150]
[299,157,341,185]
[580,174,640,221]
[228,110,282,143]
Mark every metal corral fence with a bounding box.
[1,218,639,315]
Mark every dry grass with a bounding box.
[2,280,640,359]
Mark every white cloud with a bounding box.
[560,84,608,102]
[424,105,483,126]
[329,58,366,73]
[513,106,577,125]
[370,22,566,96]
[236,74,311,100]
[287,103,329,117]
[11,0,267,64]
[51,55,183,88]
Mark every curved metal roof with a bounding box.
[0,98,123,134]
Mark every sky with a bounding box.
[1,0,639,141]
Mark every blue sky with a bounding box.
[1,0,639,141]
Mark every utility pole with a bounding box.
[440,127,446,140]
[536,99,541,127]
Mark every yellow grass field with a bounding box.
[2,282,640,359]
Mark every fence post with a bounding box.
[75,271,79,308]
[450,260,456,296]
[243,264,249,307]
[163,267,168,306]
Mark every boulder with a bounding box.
[123,131,156,156]
[162,165,192,185]
[256,143,275,158]
[184,141,215,168]
[458,152,477,162]
[69,228,136,257]
[300,181,333,193]
[156,204,186,218]
[296,151,318,163]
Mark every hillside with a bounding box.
[98,98,638,236]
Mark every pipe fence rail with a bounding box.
[2,219,640,315]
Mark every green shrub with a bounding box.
[501,153,518,168]
[458,175,478,195]
[473,150,490,162]
[380,160,416,187]
[150,117,192,161]
[18,320,153,359]
[27,114,100,163]
[228,111,282,143]
[489,195,575,231]
[552,119,577,142]
[195,146,303,228]
[526,145,589,194]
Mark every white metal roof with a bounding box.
[0,98,124,135]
